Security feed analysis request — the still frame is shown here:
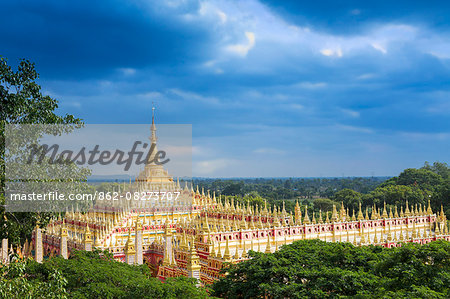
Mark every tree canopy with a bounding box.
[331,162,450,218]
[1,250,209,298]
[1,57,83,244]
[212,239,450,298]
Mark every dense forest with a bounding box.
[213,239,450,298]
[2,240,449,298]
[194,176,388,199]
[0,250,207,298]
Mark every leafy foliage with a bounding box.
[1,57,83,244]
[331,162,450,219]
[212,239,450,298]
[2,250,209,299]
[330,188,361,211]
[0,256,67,298]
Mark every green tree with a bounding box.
[371,163,449,215]
[312,197,337,214]
[331,188,362,212]
[1,57,82,244]
[212,240,450,298]
[422,161,450,180]
[369,185,427,207]
[222,182,244,196]
[9,250,208,298]
[0,256,67,298]
[396,168,443,189]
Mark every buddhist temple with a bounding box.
[12,112,449,285]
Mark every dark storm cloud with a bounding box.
[1,0,211,78]
[1,0,449,176]
[260,1,450,34]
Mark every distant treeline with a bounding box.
[193,162,449,221]
[193,177,389,200]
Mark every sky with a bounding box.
[1,0,449,177]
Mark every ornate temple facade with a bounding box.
[6,113,448,285]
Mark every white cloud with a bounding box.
[118,68,136,76]
[198,1,227,24]
[320,48,343,57]
[399,132,450,141]
[193,159,235,175]
[203,60,216,67]
[294,81,327,89]
[371,43,387,54]
[335,124,374,134]
[360,142,392,153]
[226,31,256,56]
[357,73,376,80]
[202,60,225,74]
[138,91,162,99]
[289,25,311,33]
[170,89,221,105]
[164,0,187,8]
[320,49,334,56]
[428,52,450,59]
[290,104,304,110]
[99,80,113,87]
[217,9,227,23]
[340,108,360,118]
[152,1,450,68]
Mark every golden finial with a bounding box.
[265,234,272,254]
[223,237,231,260]
[332,204,338,222]
[357,203,364,220]
[427,200,432,215]
[399,225,404,241]
[360,225,366,245]
[303,205,310,224]
[382,202,388,219]
[405,200,410,216]
[347,227,350,242]
[241,240,247,258]
[234,244,240,260]
[412,220,418,238]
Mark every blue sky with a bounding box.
[2,0,449,177]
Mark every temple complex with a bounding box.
[4,112,449,286]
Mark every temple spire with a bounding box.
[151,105,157,144]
